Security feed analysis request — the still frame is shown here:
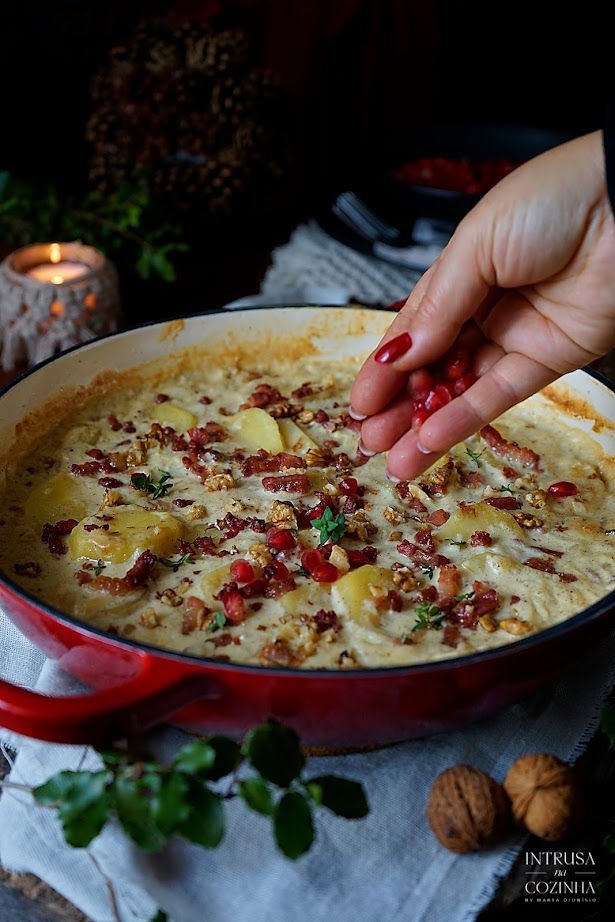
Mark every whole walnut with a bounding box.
[503,753,584,841]
[427,765,511,854]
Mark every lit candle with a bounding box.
[25,243,90,284]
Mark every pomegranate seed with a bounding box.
[411,407,430,430]
[453,372,477,395]
[547,481,579,498]
[266,527,297,550]
[441,346,470,380]
[239,578,266,598]
[230,559,255,583]
[425,384,453,413]
[347,547,378,568]
[264,559,290,581]
[339,477,359,495]
[311,561,339,582]
[301,548,324,573]
[409,367,435,399]
[215,584,246,622]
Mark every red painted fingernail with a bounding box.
[374,332,412,364]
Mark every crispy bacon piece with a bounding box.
[311,609,340,633]
[483,496,522,510]
[480,424,541,470]
[241,450,305,476]
[438,564,461,598]
[442,624,462,648]
[262,474,310,494]
[258,638,303,667]
[42,519,78,556]
[471,530,492,547]
[395,481,427,513]
[83,550,158,595]
[524,556,556,574]
[396,540,450,568]
[428,509,450,526]
[239,383,284,410]
[187,422,229,444]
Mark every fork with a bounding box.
[332,190,452,247]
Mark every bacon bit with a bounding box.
[395,482,427,513]
[471,583,500,616]
[428,509,450,526]
[187,422,229,444]
[510,595,521,604]
[107,415,122,431]
[503,466,518,479]
[416,585,439,603]
[559,572,578,583]
[86,550,158,595]
[173,498,194,508]
[218,512,266,540]
[438,564,461,597]
[87,448,105,460]
[386,590,403,611]
[199,395,212,405]
[346,546,378,568]
[479,424,541,470]
[242,451,305,476]
[291,382,315,399]
[483,496,522,510]
[471,530,492,547]
[155,393,170,403]
[458,469,486,489]
[313,409,329,424]
[239,383,284,410]
[262,474,310,494]
[98,476,123,489]
[312,609,340,633]
[42,519,78,556]
[172,435,189,452]
[414,528,435,552]
[181,596,209,634]
[258,638,303,667]
[529,545,564,557]
[524,556,556,574]
[13,561,41,577]
[442,624,462,648]
[83,523,109,532]
[396,540,450,568]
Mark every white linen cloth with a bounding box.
[1,599,615,922]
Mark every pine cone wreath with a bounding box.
[85,16,292,224]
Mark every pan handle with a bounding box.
[0,655,215,745]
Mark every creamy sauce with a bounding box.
[1,353,615,670]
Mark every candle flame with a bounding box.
[51,274,64,285]
[49,243,61,264]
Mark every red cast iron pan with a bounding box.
[1,306,614,749]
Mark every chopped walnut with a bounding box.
[186,504,207,520]
[140,608,160,628]
[268,499,298,529]
[296,409,315,424]
[125,440,148,467]
[392,567,419,592]
[478,613,498,633]
[203,473,235,492]
[499,617,533,636]
[99,489,123,509]
[223,498,247,515]
[384,506,407,525]
[388,530,403,542]
[305,446,333,467]
[157,588,183,607]
[346,508,378,541]
[512,511,544,528]
[525,489,548,509]
[268,401,302,419]
[249,543,273,567]
[329,544,350,574]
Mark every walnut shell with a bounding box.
[503,753,584,841]
[427,765,511,854]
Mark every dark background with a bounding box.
[0,0,608,321]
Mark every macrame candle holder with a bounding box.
[0,241,122,372]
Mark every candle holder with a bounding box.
[0,240,123,372]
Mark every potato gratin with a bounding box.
[1,349,615,670]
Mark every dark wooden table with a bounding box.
[1,336,615,922]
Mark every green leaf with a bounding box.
[600,703,615,748]
[243,719,305,787]
[113,773,167,852]
[149,912,169,922]
[176,780,224,848]
[204,736,243,781]
[151,772,191,837]
[311,506,347,544]
[173,740,217,776]
[274,791,314,859]
[173,736,241,780]
[239,777,276,815]
[33,770,110,848]
[307,775,369,819]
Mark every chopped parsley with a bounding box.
[131,470,174,499]
[311,506,347,544]
[412,600,446,632]
[206,611,228,633]
[465,447,485,467]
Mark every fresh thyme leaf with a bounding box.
[311,506,347,544]
[418,564,434,579]
[453,591,475,602]
[93,559,106,577]
[465,447,485,467]
[412,600,446,632]
[159,552,194,572]
[499,484,514,494]
[447,539,467,547]
[131,470,174,499]
[206,610,228,633]
[293,565,309,577]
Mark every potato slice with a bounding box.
[281,582,331,615]
[201,562,232,600]
[150,403,197,432]
[436,502,526,543]
[332,564,395,625]
[69,503,183,563]
[25,472,91,533]
[278,417,319,453]
[226,407,284,453]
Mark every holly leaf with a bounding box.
[173,736,241,780]
[113,773,166,852]
[33,770,110,848]
[176,781,224,848]
[274,791,314,859]
[243,719,305,787]
[151,772,191,837]
[239,777,276,816]
[306,775,369,819]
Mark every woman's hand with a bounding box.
[350,130,615,481]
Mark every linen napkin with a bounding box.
[1,600,614,922]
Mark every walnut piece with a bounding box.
[503,753,584,841]
[427,765,510,854]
